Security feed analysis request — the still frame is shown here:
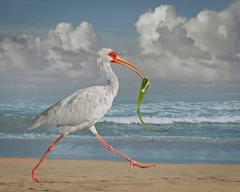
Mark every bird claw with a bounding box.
[128,160,155,171]
[32,169,41,183]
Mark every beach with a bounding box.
[0,158,239,192]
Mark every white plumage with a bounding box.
[29,48,118,134]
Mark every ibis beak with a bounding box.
[112,56,145,79]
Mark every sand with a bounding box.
[0,158,239,192]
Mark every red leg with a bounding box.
[95,133,155,171]
[32,134,64,183]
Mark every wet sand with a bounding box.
[0,158,239,192]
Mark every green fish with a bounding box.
[137,77,172,132]
[137,77,153,130]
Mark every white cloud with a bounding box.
[186,7,239,57]
[135,2,240,82]
[135,5,185,55]
[47,22,96,52]
[0,21,98,86]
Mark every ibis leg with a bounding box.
[32,134,64,183]
[95,133,155,171]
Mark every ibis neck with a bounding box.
[103,63,119,97]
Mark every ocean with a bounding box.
[0,94,239,163]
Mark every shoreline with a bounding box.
[1,156,240,164]
[1,137,239,163]
[0,158,239,192]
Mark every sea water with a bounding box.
[0,95,239,163]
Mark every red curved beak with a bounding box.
[110,53,145,79]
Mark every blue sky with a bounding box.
[0,0,235,30]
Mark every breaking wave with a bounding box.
[101,116,240,124]
[0,132,239,144]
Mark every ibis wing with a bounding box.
[29,86,113,129]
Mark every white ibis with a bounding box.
[29,48,155,183]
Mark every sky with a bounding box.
[0,0,239,100]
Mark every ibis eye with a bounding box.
[108,51,117,58]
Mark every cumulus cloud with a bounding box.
[0,21,98,86]
[47,22,96,52]
[135,2,240,82]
